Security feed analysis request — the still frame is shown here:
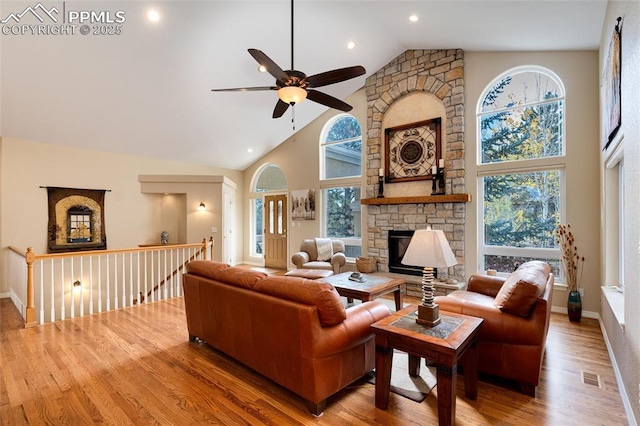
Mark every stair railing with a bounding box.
[10,238,214,327]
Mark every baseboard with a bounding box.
[598,313,638,426]
[240,259,265,267]
[0,292,9,298]
[550,306,599,319]
[8,289,25,319]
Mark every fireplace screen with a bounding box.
[388,230,428,277]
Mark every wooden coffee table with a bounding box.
[320,272,405,311]
[371,305,483,426]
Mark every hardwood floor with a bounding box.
[0,295,628,425]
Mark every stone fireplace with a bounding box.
[363,49,467,287]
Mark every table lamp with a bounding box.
[401,225,458,326]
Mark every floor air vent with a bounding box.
[581,371,602,388]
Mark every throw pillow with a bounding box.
[494,268,546,317]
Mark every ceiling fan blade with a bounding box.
[306,89,353,112]
[248,49,288,82]
[273,99,290,118]
[306,66,366,88]
[211,86,276,92]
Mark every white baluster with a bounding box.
[136,252,140,306]
[151,250,155,303]
[164,249,168,300]
[114,254,119,309]
[98,255,103,313]
[79,257,84,317]
[170,248,174,299]
[106,255,111,311]
[122,253,126,308]
[89,256,94,315]
[129,252,134,306]
[60,260,65,321]
[39,259,44,325]
[144,251,148,304]
[50,259,55,322]
[70,257,75,319]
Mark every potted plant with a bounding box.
[555,224,585,322]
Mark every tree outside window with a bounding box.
[320,114,362,259]
[478,67,565,274]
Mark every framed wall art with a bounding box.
[291,189,315,220]
[45,186,108,253]
[602,16,622,151]
[384,117,441,183]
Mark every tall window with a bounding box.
[250,164,287,258]
[320,114,362,258]
[477,67,565,274]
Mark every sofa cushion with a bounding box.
[186,260,230,278]
[217,268,267,290]
[185,261,266,290]
[494,268,546,317]
[254,276,347,326]
[517,260,552,277]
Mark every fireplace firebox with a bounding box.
[388,230,435,277]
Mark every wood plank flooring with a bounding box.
[0,294,628,425]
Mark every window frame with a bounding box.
[319,114,363,261]
[319,113,363,181]
[476,66,566,276]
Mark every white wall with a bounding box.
[464,51,601,313]
[600,1,640,422]
[0,137,243,293]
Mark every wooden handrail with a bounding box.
[23,238,214,327]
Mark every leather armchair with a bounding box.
[435,261,554,397]
[292,239,346,274]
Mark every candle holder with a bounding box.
[377,175,385,198]
[431,166,445,195]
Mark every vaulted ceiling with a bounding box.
[1,0,607,170]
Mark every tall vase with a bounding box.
[567,290,582,322]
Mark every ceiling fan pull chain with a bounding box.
[292,105,296,130]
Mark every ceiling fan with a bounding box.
[211,0,366,119]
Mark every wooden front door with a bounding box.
[264,194,287,269]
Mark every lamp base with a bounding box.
[416,304,441,327]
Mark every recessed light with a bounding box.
[258,65,267,73]
[147,9,161,22]
[247,148,254,153]
[409,14,419,22]
[347,41,356,50]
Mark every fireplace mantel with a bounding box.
[361,194,471,205]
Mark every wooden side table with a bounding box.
[371,305,483,426]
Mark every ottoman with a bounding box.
[284,269,334,280]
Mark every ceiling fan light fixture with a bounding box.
[278,86,307,105]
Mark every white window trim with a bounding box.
[476,66,566,276]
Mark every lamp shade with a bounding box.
[401,226,458,268]
[278,86,307,104]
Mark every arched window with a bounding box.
[250,164,287,258]
[320,114,362,179]
[319,114,362,258]
[477,66,565,274]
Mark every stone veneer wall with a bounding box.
[365,49,466,282]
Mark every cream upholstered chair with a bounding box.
[291,239,346,274]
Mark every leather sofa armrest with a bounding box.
[330,252,346,273]
[310,301,390,358]
[467,274,506,298]
[292,252,310,268]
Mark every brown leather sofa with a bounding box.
[182,260,390,415]
[291,239,346,274]
[435,261,554,396]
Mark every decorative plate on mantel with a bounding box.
[384,117,441,183]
